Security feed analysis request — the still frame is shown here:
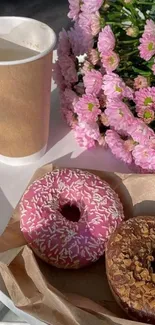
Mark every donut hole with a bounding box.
[60,203,81,222]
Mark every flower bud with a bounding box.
[126,26,139,37]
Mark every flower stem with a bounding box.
[122,49,139,57]
[137,1,154,4]
[119,39,139,44]
[105,21,122,26]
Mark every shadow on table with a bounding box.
[51,148,131,174]
[0,188,13,235]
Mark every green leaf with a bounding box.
[132,66,152,76]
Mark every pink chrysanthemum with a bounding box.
[135,87,155,112]
[82,60,93,74]
[68,0,81,21]
[74,82,85,95]
[74,94,100,123]
[132,144,155,171]
[73,125,96,149]
[137,107,154,124]
[98,26,116,54]
[60,92,77,127]
[128,119,154,145]
[59,55,78,85]
[100,112,109,126]
[78,11,100,37]
[64,88,79,109]
[134,75,149,89]
[101,51,120,72]
[81,0,103,13]
[78,12,91,34]
[105,99,134,132]
[62,108,77,127]
[144,19,155,35]
[83,70,103,95]
[87,49,99,65]
[138,34,155,61]
[99,92,106,108]
[102,73,133,99]
[53,61,66,91]
[68,23,93,56]
[124,139,136,152]
[57,29,71,56]
[78,121,100,140]
[98,136,106,146]
[91,11,101,36]
[105,130,133,164]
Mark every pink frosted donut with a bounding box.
[20,168,124,269]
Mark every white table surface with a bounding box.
[0,53,131,324]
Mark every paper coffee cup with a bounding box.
[0,17,56,166]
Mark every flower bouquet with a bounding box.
[53,0,155,172]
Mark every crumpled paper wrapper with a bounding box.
[0,164,155,325]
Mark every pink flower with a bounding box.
[132,144,155,170]
[128,119,154,145]
[73,125,96,149]
[101,51,120,72]
[78,12,91,34]
[81,0,103,13]
[68,23,93,56]
[64,88,79,110]
[105,99,134,132]
[99,92,106,108]
[60,92,78,127]
[144,19,155,35]
[57,29,71,56]
[98,136,106,146]
[87,49,99,65]
[62,108,77,127]
[134,75,149,89]
[124,139,136,152]
[78,11,100,37]
[137,107,154,124]
[98,26,116,54]
[105,130,133,164]
[74,94,100,123]
[100,112,109,126]
[135,87,155,111]
[74,82,85,95]
[138,34,155,61]
[102,73,133,99]
[83,70,103,95]
[53,61,66,90]
[91,11,101,36]
[78,121,100,140]
[82,60,93,74]
[59,55,78,85]
[68,0,81,21]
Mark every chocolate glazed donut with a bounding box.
[106,216,155,324]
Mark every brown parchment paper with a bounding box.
[0,164,155,325]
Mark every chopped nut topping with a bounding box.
[106,216,155,318]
